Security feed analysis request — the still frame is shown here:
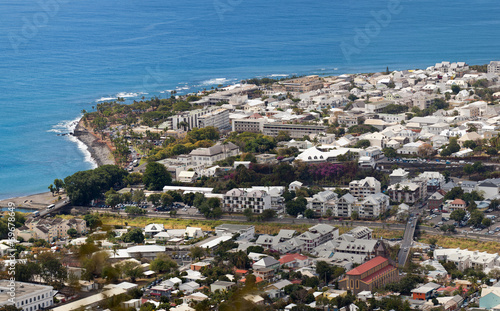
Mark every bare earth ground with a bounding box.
[0,192,63,209]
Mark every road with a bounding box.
[35,200,71,218]
[397,215,417,267]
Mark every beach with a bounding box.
[0,192,61,210]
[72,119,116,167]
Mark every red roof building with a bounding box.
[339,256,399,295]
[279,254,310,268]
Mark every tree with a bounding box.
[53,178,65,193]
[122,228,145,244]
[487,147,498,156]
[105,188,122,209]
[125,205,146,215]
[38,252,68,287]
[67,228,78,238]
[428,237,438,246]
[286,197,307,217]
[84,214,102,229]
[243,208,254,221]
[353,139,371,149]
[261,209,277,221]
[304,209,315,219]
[417,143,434,158]
[482,217,492,228]
[120,261,143,282]
[464,164,474,177]
[451,84,461,94]
[143,162,172,190]
[190,246,205,260]
[383,147,397,158]
[351,211,359,220]
[48,184,55,196]
[450,210,466,222]
[147,193,162,206]
[150,254,177,273]
[468,210,484,227]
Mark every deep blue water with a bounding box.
[1,0,499,199]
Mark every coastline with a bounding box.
[72,119,116,167]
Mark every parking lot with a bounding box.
[425,208,500,236]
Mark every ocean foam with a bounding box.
[49,116,98,168]
[200,78,229,86]
[96,96,117,102]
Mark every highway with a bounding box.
[34,200,71,218]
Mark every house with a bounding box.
[215,224,255,240]
[144,224,165,237]
[253,256,280,271]
[447,199,467,212]
[178,171,198,183]
[210,281,236,292]
[411,282,440,300]
[339,256,399,295]
[476,181,500,200]
[279,253,311,268]
[289,181,303,191]
[480,281,500,310]
[428,192,444,210]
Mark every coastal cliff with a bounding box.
[72,121,115,166]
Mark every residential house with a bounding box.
[411,282,440,300]
[210,281,235,292]
[215,224,255,240]
[189,142,239,167]
[447,199,467,212]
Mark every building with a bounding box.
[358,193,390,219]
[197,108,230,130]
[389,168,409,185]
[0,280,54,311]
[262,123,328,138]
[411,282,440,301]
[336,193,357,218]
[488,61,500,75]
[189,142,239,167]
[210,281,236,292]
[339,256,399,295]
[177,171,198,183]
[434,248,500,271]
[447,199,467,212]
[345,226,373,240]
[349,177,381,198]
[232,118,266,133]
[428,192,444,210]
[16,218,88,242]
[307,190,338,216]
[223,189,272,214]
[388,181,424,204]
[297,224,339,253]
[214,224,255,240]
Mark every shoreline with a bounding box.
[72,119,116,167]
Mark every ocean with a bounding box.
[1,0,499,200]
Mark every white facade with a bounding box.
[0,281,54,311]
[223,189,272,213]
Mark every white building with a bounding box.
[189,142,239,167]
[197,108,230,130]
[223,189,272,214]
[349,177,381,198]
[0,280,54,311]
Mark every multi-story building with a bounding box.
[167,107,222,131]
[197,108,230,130]
[434,248,500,272]
[337,112,364,127]
[488,61,500,75]
[296,224,339,253]
[349,177,381,198]
[307,190,338,216]
[262,123,327,138]
[339,256,399,295]
[222,189,272,214]
[336,193,357,218]
[16,218,88,242]
[189,142,239,167]
[0,280,54,311]
[387,181,424,204]
[232,118,266,133]
[389,168,409,185]
[357,193,390,219]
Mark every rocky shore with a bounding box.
[72,121,115,167]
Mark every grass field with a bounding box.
[420,234,500,253]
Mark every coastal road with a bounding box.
[36,201,71,218]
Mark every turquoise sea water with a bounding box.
[1,0,499,199]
